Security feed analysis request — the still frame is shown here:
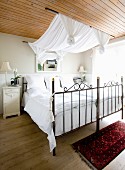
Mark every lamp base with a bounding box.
[5,72,8,86]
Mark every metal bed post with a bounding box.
[96,77,100,132]
[52,78,56,156]
[22,77,24,97]
[121,76,124,119]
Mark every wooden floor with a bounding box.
[0,112,125,170]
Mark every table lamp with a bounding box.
[0,62,12,86]
[79,66,87,81]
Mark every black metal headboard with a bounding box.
[22,77,27,95]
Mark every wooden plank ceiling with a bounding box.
[0,0,125,39]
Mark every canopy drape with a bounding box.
[29,13,110,63]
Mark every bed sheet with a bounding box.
[55,96,121,136]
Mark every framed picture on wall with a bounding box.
[36,58,61,72]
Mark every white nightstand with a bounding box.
[2,86,21,119]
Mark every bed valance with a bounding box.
[29,13,110,63]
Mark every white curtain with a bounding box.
[94,29,110,53]
[29,13,110,64]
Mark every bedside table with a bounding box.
[2,86,21,119]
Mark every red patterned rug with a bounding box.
[72,121,125,170]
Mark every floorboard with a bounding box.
[0,112,125,170]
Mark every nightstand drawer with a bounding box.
[2,86,21,119]
[3,88,19,94]
[3,92,19,104]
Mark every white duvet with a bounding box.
[24,89,94,152]
[24,87,121,152]
[24,91,56,152]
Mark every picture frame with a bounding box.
[36,58,61,72]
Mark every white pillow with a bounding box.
[27,87,50,97]
[25,75,46,90]
[44,76,63,92]
[44,76,52,91]
[55,77,62,91]
[61,77,74,89]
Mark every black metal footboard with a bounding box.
[52,77,124,156]
[96,77,123,131]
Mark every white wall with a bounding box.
[81,49,93,74]
[0,33,85,114]
[62,52,83,73]
[0,33,35,74]
[80,49,93,83]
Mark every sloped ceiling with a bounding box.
[0,0,125,39]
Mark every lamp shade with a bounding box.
[0,62,12,72]
[79,66,87,73]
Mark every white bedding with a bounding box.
[23,88,121,152]
[24,91,56,152]
[24,90,94,151]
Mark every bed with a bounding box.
[22,75,124,156]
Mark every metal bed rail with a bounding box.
[52,77,124,156]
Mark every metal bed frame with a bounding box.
[51,77,124,156]
[22,76,124,156]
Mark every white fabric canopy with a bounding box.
[29,13,110,63]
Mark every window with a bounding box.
[92,43,125,84]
